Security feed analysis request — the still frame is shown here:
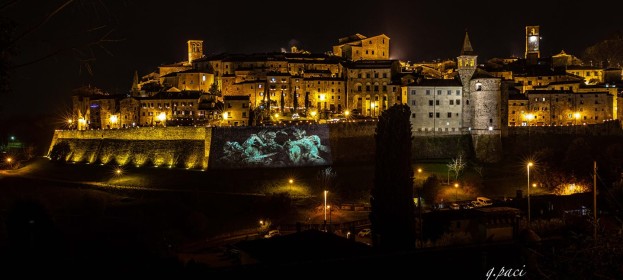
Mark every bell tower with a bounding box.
[525,26,540,64]
[457,32,477,87]
[187,40,204,64]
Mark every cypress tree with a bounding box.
[370,104,415,250]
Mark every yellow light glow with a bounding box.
[417,168,422,173]
[115,169,122,175]
[525,113,534,120]
[289,179,294,184]
[157,112,166,122]
[109,115,118,124]
[454,183,459,188]
[78,118,86,124]
[532,183,537,187]
[222,112,228,119]
[319,94,326,101]
[574,112,581,119]
[275,113,280,118]
[344,110,350,117]
[311,111,317,117]
[6,157,12,163]
[67,119,73,124]
[528,162,533,167]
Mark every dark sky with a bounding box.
[2,0,622,117]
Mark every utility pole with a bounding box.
[594,160,597,241]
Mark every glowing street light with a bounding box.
[6,157,12,163]
[157,112,167,122]
[454,183,459,201]
[324,190,328,225]
[110,115,119,127]
[344,110,350,118]
[115,168,122,175]
[527,162,533,225]
[288,179,294,184]
[525,113,534,126]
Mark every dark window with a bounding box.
[429,112,433,118]
[447,112,452,118]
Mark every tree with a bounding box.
[292,89,298,112]
[370,104,415,250]
[447,155,466,181]
[422,175,441,204]
[317,167,336,192]
[583,31,623,68]
[280,91,285,113]
[304,91,309,111]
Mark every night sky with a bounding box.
[2,0,622,117]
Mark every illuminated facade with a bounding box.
[406,79,463,134]
[509,90,615,126]
[332,34,390,61]
[223,95,250,126]
[344,60,401,116]
[565,65,604,85]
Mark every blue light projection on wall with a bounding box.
[210,125,332,169]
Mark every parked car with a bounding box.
[358,228,371,237]
[471,201,484,207]
[461,203,474,209]
[264,229,280,238]
[476,197,493,206]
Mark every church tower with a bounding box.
[187,40,204,64]
[457,32,477,132]
[525,26,540,64]
[131,70,140,95]
[457,32,477,87]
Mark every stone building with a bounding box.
[342,60,401,116]
[332,33,390,61]
[565,65,604,85]
[406,79,463,134]
[223,95,250,126]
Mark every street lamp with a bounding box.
[157,112,167,127]
[222,112,228,126]
[527,162,533,225]
[109,115,118,129]
[454,183,459,201]
[327,205,332,228]
[6,157,12,163]
[370,102,376,117]
[324,190,328,228]
[574,112,581,133]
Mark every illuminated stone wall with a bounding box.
[49,127,210,169]
[49,121,520,169]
